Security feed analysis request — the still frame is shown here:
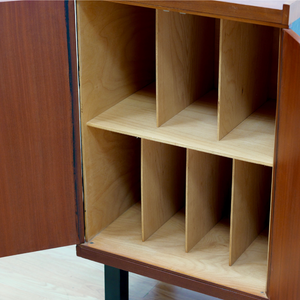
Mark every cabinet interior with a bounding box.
[77,1,279,297]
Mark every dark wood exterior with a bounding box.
[268,29,300,300]
[0,0,83,257]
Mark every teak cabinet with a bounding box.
[1,1,300,300]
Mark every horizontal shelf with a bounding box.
[87,83,275,166]
[86,203,268,298]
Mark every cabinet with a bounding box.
[1,1,300,300]
[76,1,300,300]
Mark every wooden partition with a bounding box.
[156,10,215,126]
[230,160,272,265]
[142,139,186,241]
[218,20,277,139]
[186,150,232,252]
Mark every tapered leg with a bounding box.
[105,265,129,300]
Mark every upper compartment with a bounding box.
[77,1,156,126]
[78,1,279,167]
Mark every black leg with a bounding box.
[105,265,129,300]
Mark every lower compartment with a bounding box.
[84,202,268,298]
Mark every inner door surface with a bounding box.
[0,0,83,257]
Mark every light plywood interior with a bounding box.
[82,129,141,241]
[156,10,215,126]
[230,160,272,266]
[142,140,186,241]
[186,150,232,252]
[218,19,278,140]
[86,203,269,298]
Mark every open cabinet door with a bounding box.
[268,28,300,299]
[0,0,84,257]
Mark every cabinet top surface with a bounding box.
[103,0,300,26]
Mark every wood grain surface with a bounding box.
[142,139,186,241]
[156,10,215,126]
[0,0,83,257]
[110,0,289,28]
[218,20,275,139]
[84,129,141,241]
[186,150,232,252]
[77,1,155,240]
[267,29,300,300]
[78,203,269,300]
[230,160,272,266]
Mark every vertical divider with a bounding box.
[218,19,274,140]
[156,10,215,126]
[141,139,186,241]
[229,160,272,266]
[186,150,232,252]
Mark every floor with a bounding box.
[0,246,220,300]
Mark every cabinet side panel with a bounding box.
[0,1,82,257]
[268,29,300,299]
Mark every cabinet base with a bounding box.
[77,245,267,300]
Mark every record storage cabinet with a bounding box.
[76,1,300,299]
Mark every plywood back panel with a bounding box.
[156,10,215,126]
[142,139,186,241]
[186,150,232,252]
[218,19,274,139]
[230,160,272,265]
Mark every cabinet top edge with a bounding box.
[82,0,300,27]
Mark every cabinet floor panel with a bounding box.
[86,203,268,298]
[87,83,275,166]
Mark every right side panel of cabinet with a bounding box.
[268,28,300,299]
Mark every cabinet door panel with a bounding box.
[268,29,300,299]
[0,1,83,257]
